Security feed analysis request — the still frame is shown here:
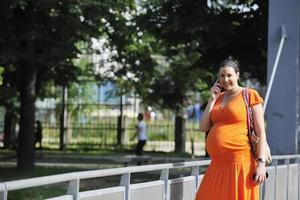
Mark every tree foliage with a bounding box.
[0,0,269,159]
[137,0,268,85]
[91,5,158,98]
[0,0,135,169]
[131,0,268,152]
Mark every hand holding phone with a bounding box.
[216,78,225,92]
[210,78,223,100]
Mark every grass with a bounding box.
[9,186,67,200]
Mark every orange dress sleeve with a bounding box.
[248,88,263,106]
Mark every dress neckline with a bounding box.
[219,89,244,110]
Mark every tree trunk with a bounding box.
[59,85,67,150]
[17,66,37,169]
[174,115,186,153]
[3,106,14,149]
[117,95,125,145]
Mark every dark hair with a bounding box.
[219,56,240,73]
[137,113,144,120]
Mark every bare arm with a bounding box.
[199,99,216,132]
[252,103,267,183]
[252,104,267,160]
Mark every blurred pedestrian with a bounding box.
[131,113,148,156]
[34,120,43,149]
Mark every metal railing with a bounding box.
[1,155,299,200]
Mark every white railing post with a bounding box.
[297,158,300,200]
[191,166,199,193]
[160,168,169,200]
[273,159,278,200]
[0,183,7,200]
[120,173,131,200]
[284,158,290,165]
[259,181,263,200]
[285,158,290,200]
[67,179,79,200]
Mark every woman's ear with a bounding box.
[237,71,240,79]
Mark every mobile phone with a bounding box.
[252,172,269,181]
[215,78,224,92]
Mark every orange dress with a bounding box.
[195,88,263,200]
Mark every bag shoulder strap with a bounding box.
[242,88,250,108]
[242,88,254,134]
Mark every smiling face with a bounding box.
[218,66,240,91]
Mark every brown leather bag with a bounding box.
[242,89,272,165]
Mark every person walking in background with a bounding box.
[34,120,43,149]
[131,113,148,156]
[195,56,267,200]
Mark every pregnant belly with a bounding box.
[206,124,250,155]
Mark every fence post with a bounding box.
[285,158,290,200]
[67,179,79,200]
[120,173,131,200]
[160,169,169,200]
[273,159,278,200]
[297,158,300,200]
[191,166,199,193]
[0,183,7,200]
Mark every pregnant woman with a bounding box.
[195,57,267,200]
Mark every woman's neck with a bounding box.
[225,86,242,95]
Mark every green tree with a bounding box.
[0,0,134,169]
[135,0,268,152]
[138,0,267,80]
[0,67,3,85]
[0,67,18,148]
[90,4,158,145]
[92,5,157,95]
[0,67,19,149]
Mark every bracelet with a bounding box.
[257,158,265,163]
